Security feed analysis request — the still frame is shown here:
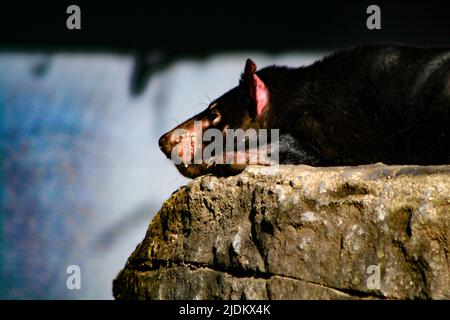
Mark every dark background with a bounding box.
[2,1,449,50]
[2,0,448,94]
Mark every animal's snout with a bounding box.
[158,117,210,165]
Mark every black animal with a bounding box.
[159,44,450,178]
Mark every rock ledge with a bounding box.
[113,164,450,299]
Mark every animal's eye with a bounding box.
[209,110,221,125]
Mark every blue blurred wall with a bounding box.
[0,52,321,299]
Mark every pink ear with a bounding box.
[244,59,270,117]
[253,73,269,116]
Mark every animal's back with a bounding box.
[258,44,450,165]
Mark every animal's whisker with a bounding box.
[204,93,212,104]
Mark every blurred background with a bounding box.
[0,1,449,299]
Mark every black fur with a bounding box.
[250,44,450,165]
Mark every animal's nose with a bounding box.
[158,134,171,158]
[158,135,165,151]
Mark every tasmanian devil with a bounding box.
[159,44,450,179]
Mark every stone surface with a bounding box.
[113,164,450,299]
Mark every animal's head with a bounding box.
[158,59,271,178]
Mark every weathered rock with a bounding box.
[113,164,450,299]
